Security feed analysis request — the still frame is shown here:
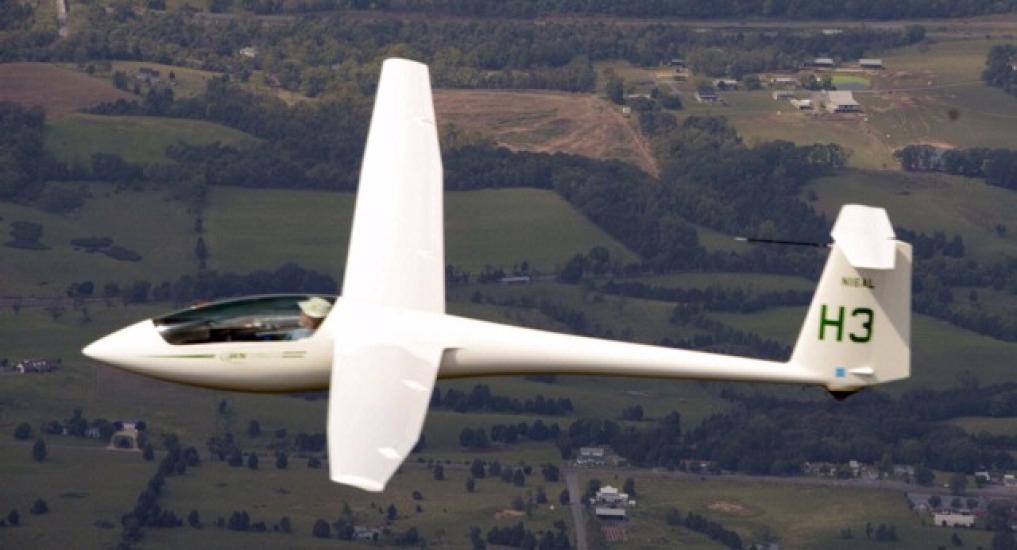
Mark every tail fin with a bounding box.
[790,205,912,393]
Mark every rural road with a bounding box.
[564,468,589,550]
[55,0,68,38]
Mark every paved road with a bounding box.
[564,468,589,550]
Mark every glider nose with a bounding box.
[82,320,162,368]
[82,335,112,362]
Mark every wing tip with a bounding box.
[331,473,388,493]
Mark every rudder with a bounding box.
[790,205,912,392]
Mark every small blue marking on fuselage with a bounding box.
[835,367,846,378]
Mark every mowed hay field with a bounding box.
[0,439,156,550]
[433,89,659,175]
[862,38,1017,151]
[204,187,637,275]
[0,183,196,296]
[602,473,993,550]
[809,170,1017,260]
[46,113,258,164]
[0,63,133,117]
[149,461,571,550]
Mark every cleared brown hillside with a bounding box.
[434,89,658,176]
[0,63,133,117]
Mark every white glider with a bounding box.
[83,58,912,492]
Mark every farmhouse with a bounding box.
[772,90,796,101]
[933,512,975,528]
[577,447,607,465]
[668,58,686,68]
[137,67,160,83]
[353,526,382,541]
[821,28,843,35]
[14,359,59,373]
[498,275,531,285]
[859,58,884,69]
[823,91,862,113]
[813,57,835,68]
[770,77,798,88]
[695,87,719,103]
[713,78,738,90]
[239,46,258,58]
[789,98,813,110]
[595,507,626,520]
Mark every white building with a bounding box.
[933,512,975,528]
[239,46,259,59]
[790,98,813,110]
[859,58,884,69]
[595,507,626,520]
[813,57,835,68]
[824,91,863,113]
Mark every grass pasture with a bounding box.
[0,439,155,550]
[151,461,571,550]
[205,187,637,275]
[602,473,992,549]
[0,182,195,295]
[46,113,258,165]
[0,63,133,117]
[809,170,1017,260]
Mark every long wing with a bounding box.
[327,318,442,492]
[341,58,444,313]
[327,58,445,492]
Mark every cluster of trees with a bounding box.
[896,144,1017,192]
[9,2,927,97]
[81,263,338,307]
[983,44,1017,97]
[458,420,562,449]
[545,382,1017,475]
[432,384,574,416]
[119,435,202,544]
[666,508,743,549]
[0,102,47,201]
[307,0,1017,20]
[673,313,791,360]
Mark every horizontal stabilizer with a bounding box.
[830,204,896,270]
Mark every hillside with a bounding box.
[46,114,258,165]
[0,63,133,117]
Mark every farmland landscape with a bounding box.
[2,2,1017,549]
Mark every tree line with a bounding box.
[298,0,1017,20]
[431,384,574,416]
[896,144,1017,192]
[983,44,1017,97]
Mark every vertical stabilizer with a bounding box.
[790,205,911,392]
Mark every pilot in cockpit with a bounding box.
[288,297,332,340]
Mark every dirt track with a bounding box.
[434,89,659,176]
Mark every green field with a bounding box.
[709,306,1017,389]
[809,169,1017,260]
[597,472,993,549]
[862,37,1017,151]
[205,187,637,275]
[0,183,196,295]
[154,459,571,550]
[948,416,1017,435]
[46,114,257,165]
[0,439,156,550]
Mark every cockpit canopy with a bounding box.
[154,295,337,345]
